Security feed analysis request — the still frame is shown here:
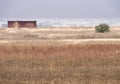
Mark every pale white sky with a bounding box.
[0,0,120,18]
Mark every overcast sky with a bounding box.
[0,0,120,19]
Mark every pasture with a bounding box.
[0,27,120,84]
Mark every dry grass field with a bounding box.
[0,27,120,41]
[0,27,120,84]
[0,43,120,84]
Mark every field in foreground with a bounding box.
[0,42,120,84]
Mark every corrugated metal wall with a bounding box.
[8,21,37,28]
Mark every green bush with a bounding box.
[95,23,110,33]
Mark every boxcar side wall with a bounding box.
[19,21,37,28]
[8,21,14,28]
[8,21,37,28]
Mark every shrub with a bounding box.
[95,23,110,33]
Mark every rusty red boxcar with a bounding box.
[8,21,37,28]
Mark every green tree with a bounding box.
[95,23,110,33]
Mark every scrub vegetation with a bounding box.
[95,23,110,33]
[0,43,120,84]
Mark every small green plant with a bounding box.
[95,23,110,33]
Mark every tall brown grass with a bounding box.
[0,43,120,84]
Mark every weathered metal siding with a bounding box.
[19,21,37,28]
[8,21,37,28]
[8,21,15,28]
